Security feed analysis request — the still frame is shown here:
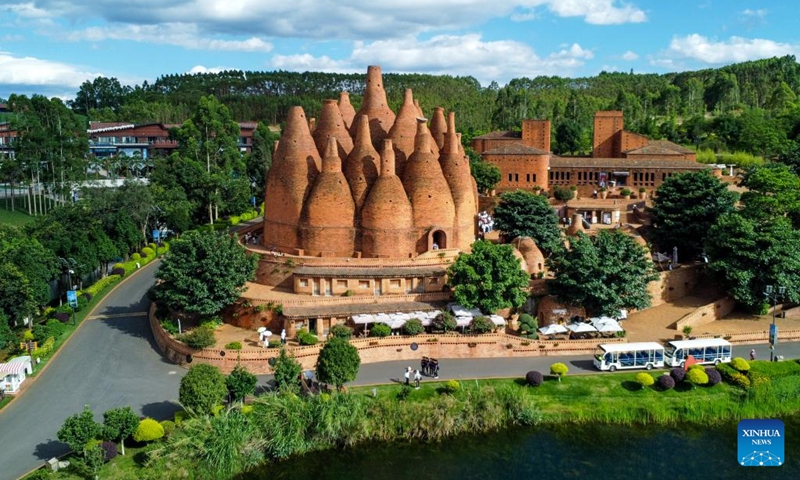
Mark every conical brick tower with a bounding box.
[263,106,321,252]
[338,92,356,131]
[299,137,356,257]
[430,107,447,151]
[361,140,414,258]
[313,99,353,159]
[386,89,419,178]
[349,66,395,149]
[344,115,380,216]
[403,119,455,254]
[440,111,477,251]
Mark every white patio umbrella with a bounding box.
[257,327,267,333]
[597,322,624,333]
[488,315,506,326]
[567,323,598,333]
[591,316,617,328]
[539,324,568,335]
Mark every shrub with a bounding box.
[148,243,157,250]
[635,373,655,389]
[705,367,722,386]
[731,357,751,372]
[432,312,457,333]
[54,312,69,324]
[402,318,425,336]
[226,364,257,402]
[32,319,68,342]
[658,374,675,390]
[131,253,141,261]
[470,316,495,334]
[688,363,705,371]
[141,247,155,257]
[161,320,179,336]
[342,289,354,297]
[179,364,228,414]
[200,316,223,329]
[329,324,353,339]
[132,418,164,443]
[682,325,693,337]
[100,441,117,461]
[224,341,242,350]
[85,275,121,297]
[443,380,460,394]
[731,372,751,389]
[686,368,709,386]
[316,337,361,389]
[518,314,538,335]
[273,348,302,392]
[525,370,544,387]
[550,363,569,381]
[620,188,633,197]
[297,328,318,346]
[32,337,55,359]
[179,326,216,349]
[670,367,686,383]
[370,323,391,337]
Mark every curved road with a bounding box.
[1,260,798,480]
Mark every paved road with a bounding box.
[3,254,800,479]
[0,262,184,480]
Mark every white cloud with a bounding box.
[621,50,638,61]
[188,65,228,74]
[0,52,100,87]
[665,34,798,64]
[0,2,53,19]
[546,0,646,25]
[67,24,273,52]
[738,8,768,28]
[270,34,594,84]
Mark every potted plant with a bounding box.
[598,187,608,199]
[638,187,647,199]
[570,185,579,199]
[620,188,632,199]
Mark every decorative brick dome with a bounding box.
[299,137,356,257]
[263,106,321,252]
[430,107,447,151]
[349,65,395,149]
[403,119,455,253]
[313,99,353,159]
[440,111,478,251]
[338,91,356,131]
[511,236,545,276]
[387,89,419,178]
[361,139,414,258]
[344,114,380,215]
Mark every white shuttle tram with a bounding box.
[593,342,666,372]
[663,338,732,368]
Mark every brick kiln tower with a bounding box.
[263,106,321,252]
[261,65,477,259]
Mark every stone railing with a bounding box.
[694,328,800,345]
[247,291,452,306]
[149,308,625,374]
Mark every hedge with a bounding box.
[83,275,121,298]
[133,418,165,443]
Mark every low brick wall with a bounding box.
[695,328,800,345]
[149,304,623,374]
[675,297,736,330]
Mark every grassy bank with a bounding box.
[28,359,800,480]
[0,203,35,226]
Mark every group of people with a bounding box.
[478,211,494,234]
[403,357,441,389]
[243,232,261,245]
[259,328,287,348]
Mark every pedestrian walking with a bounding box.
[750,349,756,361]
[432,359,439,379]
[281,329,287,345]
[404,366,411,386]
[414,369,422,389]
[421,356,429,376]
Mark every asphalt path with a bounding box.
[3,255,800,479]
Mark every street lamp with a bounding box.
[764,285,786,362]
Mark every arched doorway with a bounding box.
[431,230,447,250]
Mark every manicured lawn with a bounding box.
[23,446,148,480]
[0,203,35,226]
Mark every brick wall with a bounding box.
[647,264,703,307]
[674,297,736,329]
[484,153,549,192]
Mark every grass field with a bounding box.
[0,202,35,226]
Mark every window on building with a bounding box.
[337,280,347,288]
[514,173,519,182]
[358,280,370,289]
[526,174,530,182]
[299,279,308,287]
[390,279,401,288]
[532,174,536,182]
[508,173,513,182]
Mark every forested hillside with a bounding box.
[66,55,800,157]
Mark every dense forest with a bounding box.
[62,55,800,158]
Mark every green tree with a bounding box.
[493,190,563,253]
[466,146,500,194]
[154,231,257,316]
[705,214,800,310]
[247,122,278,199]
[554,119,583,155]
[550,362,569,382]
[179,364,228,414]
[518,314,538,335]
[650,171,738,256]
[552,185,574,204]
[273,347,302,392]
[0,224,59,310]
[226,364,257,403]
[316,337,361,390]
[447,240,530,313]
[739,163,800,227]
[432,312,457,333]
[548,230,659,316]
[102,406,140,455]
[79,443,106,480]
[57,406,101,453]
[0,263,37,326]
[0,313,15,350]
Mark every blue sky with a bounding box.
[1,1,798,100]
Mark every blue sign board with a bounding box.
[67,290,78,309]
[770,324,778,346]
[152,229,160,241]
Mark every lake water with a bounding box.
[243,417,800,480]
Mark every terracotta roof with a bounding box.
[484,144,550,155]
[472,131,522,140]
[293,265,445,278]
[550,156,713,170]
[282,300,447,319]
[87,122,133,133]
[625,140,695,156]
